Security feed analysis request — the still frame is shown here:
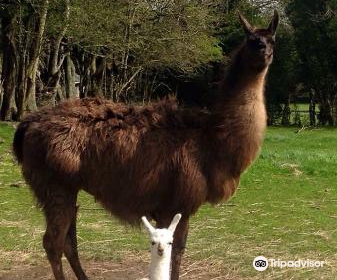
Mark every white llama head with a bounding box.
[142,214,182,258]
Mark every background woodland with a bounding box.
[0,0,337,126]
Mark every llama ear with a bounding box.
[268,10,279,36]
[168,214,182,233]
[142,216,155,234]
[238,11,254,35]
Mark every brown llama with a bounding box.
[13,11,279,280]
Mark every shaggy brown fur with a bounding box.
[13,11,279,280]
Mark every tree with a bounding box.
[286,0,337,125]
[65,0,222,101]
[0,0,48,120]
[0,0,222,120]
[266,25,298,125]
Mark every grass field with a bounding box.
[1,122,337,279]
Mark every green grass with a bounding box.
[290,103,309,111]
[1,123,337,279]
[290,103,310,125]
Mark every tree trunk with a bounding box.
[64,54,76,98]
[333,94,337,125]
[16,0,49,119]
[90,56,106,97]
[44,0,70,102]
[281,99,291,126]
[0,11,18,121]
[84,54,105,97]
[79,52,93,99]
[0,85,3,111]
[309,89,316,126]
[318,100,334,126]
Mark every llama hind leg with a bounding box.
[42,191,77,280]
[43,215,71,280]
[64,214,89,280]
[171,218,189,280]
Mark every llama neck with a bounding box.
[149,252,171,280]
[219,48,269,106]
[204,49,269,204]
[211,47,269,132]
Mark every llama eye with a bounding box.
[268,39,275,45]
[248,38,263,48]
[248,38,258,44]
[168,242,173,245]
[151,242,155,246]
[248,35,257,41]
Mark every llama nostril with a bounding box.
[157,248,164,256]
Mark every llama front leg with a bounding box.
[171,218,189,280]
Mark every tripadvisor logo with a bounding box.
[253,256,325,271]
[253,256,268,271]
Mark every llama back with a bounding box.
[13,97,177,173]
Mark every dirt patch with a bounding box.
[0,256,234,280]
[0,259,145,280]
[280,163,303,176]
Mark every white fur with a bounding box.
[140,214,182,280]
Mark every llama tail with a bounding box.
[13,121,30,164]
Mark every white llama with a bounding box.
[141,213,182,280]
